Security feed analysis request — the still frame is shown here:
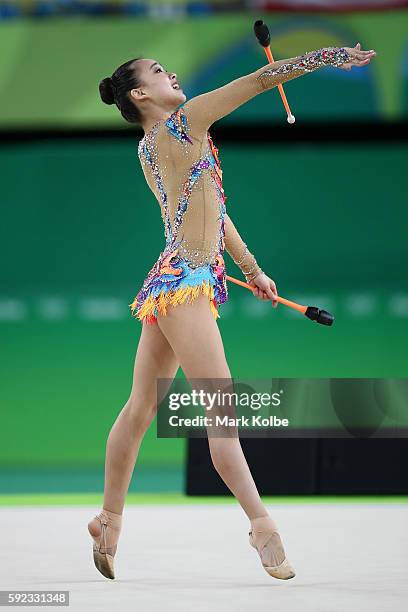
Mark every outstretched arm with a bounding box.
[184,44,375,131]
[224,213,262,283]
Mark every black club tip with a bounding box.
[305,306,334,326]
[253,20,270,48]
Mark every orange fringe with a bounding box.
[129,280,219,324]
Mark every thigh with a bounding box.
[129,321,179,409]
[157,294,231,379]
[157,295,237,436]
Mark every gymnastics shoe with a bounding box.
[249,515,296,580]
[87,509,122,579]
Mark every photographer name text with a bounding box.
[168,415,289,428]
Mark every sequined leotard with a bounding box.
[129,46,350,324]
[130,105,232,324]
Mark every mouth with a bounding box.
[172,82,182,90]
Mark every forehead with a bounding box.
[139,58,163,72]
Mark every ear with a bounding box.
[130,88,147,101]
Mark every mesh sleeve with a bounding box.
[224,213,262,282]
[182,47,351,131]
[255,47,351,91]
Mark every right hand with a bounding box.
[340,43,377,71]
[247,272,279,308]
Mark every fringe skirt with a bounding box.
[129,250,228,325]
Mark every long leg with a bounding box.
[103,321,179,514]
[157,294,269,520]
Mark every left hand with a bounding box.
[247,272,279,308]
[339,42,376,71]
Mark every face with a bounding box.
[130,58,186,107]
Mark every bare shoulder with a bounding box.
[179,100,209,142]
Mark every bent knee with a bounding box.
[125,395,157,432]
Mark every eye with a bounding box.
[155,67,164,73]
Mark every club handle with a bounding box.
[225,274,335,326]
[225,274,306,313]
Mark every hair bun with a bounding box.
[99,77,115,105]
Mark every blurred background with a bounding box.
[1,0,407,503]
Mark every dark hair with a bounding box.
[99,57,144,124]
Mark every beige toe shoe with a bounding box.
[88,509,122,580]
[249,516,296,580]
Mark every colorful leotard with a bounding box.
[129,46,351,324]
[129,104,231,324]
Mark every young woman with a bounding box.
[89,43,376,580]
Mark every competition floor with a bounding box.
[1,498,407,611]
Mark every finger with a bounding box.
[353,57,370,66]
[359,50,376,60]
[264,286,275,302]
[269,283,279,307]
[352,50,369,61]
[270,292,278,308]
[270,283,278,300]
[355,44,375,56]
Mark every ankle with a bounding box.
[98,508,123,530]
[250,515,278,534]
